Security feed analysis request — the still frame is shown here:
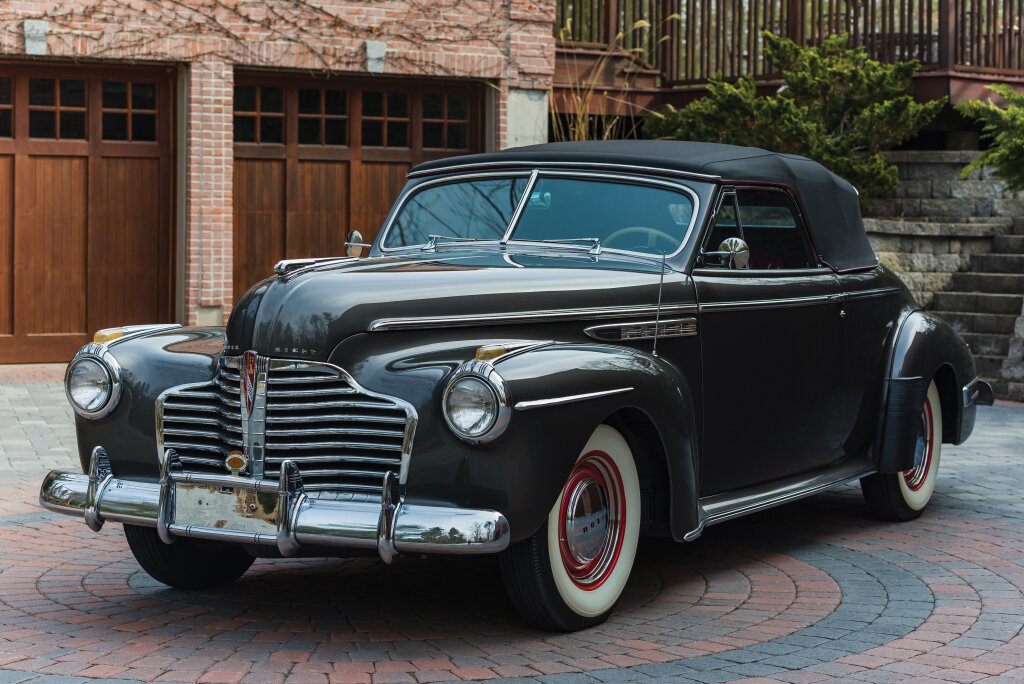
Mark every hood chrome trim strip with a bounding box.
[514,387,634,411]
[368,303,699,332]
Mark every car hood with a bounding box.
[225,249,686,360]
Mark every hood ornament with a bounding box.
[242,350,258,417]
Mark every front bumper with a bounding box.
[39,447,510,563]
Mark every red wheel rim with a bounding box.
[903,398,934,491]
[557,450,626,590]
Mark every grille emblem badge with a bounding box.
[243,351,258,417]
[225,450,247,475]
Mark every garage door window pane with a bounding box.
[132,82,156,110]
[362,120,383,147]
[234,86,256,112]
[0,110,10,138]
[298,88,320,114]
[261,87,283,113]
[132,113,156,141]
[234,115,256,142]
[29,79,54,106]
[448,123,467,149]
[298,117,320,144]
[60,80,86,108]
[260,117,283,143]
[449,95,468,119]
[0,78,10,105]
[387,121,407,147]
[103,112,128,140]
[363,92,383,117]
[102,81,128,109]
[29,110,55,138]
[324,90,345,115]
[324,118,346,145]
[387,93,408,118]
[60,111,86,139]
[423,121,443,148]
[423,94,444,119]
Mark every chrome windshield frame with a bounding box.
[376,168,704,263]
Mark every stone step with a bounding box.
[932,311,1018,335]
[960,332,1011,356]
[950,272,1024,294]
[974,354,1007,377]
[972,253,1024,273]
[891,179,1009,199]
[863,217,1010,236]
[992,235,1024,253]
[982,378,1024,402]
[869,197,1021,219]
[930,292,1024,315]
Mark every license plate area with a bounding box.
[173,483,279,536]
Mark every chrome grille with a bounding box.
[158,358,414,499]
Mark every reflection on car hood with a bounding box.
[226,249,686,360]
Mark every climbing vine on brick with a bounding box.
[644,32,946,200]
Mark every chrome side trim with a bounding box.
[407,159,721,181]
[698,294,833,312]
[369,303,698,331]
[683,462,875,541]
[105,323,183,348]
[843,287,902,301]
[274,256,358,277]
[514,387,634,411]
[584,317,697,342]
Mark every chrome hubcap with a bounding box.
[564,477,610,564]
[903,399,933,491]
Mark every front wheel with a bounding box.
[861,380,943,521]
[499,425,641,631]
[123,524,255,589]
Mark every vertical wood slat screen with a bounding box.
[556,0,1023,86]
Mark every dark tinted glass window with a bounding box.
[448,123,467,149]
[29,109,55,138]
[103,81,128,109]
[60,80,85,107]
[0,110,10,138]
[362,120,382,146]
[736,189,815,269]
[385,177,529,249]
[260,87,283,113]
[362,91,383,117]
[29,79,54,106]
[234,86,256,112]
[386,120,407,147]
[132,113,156,141]
[298,88,320,114]
[0,78,10,105]
[298,117,320,144]
[448,94,468,119]
[387,92,407,117]
[512,177,695,256]
[423,121,443,148]
[234,115,256,142]
[324,89,345,115]
[324,118,345,145]
[103,112,128,140]
[423,94,443,119]
[260,116,283,143]
[60,110,86,139]
[132,82,156,110]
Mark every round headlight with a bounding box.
[67,357,112,413]
[444,376,498,438]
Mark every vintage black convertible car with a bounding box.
[40,141,993,630]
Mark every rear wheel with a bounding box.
[500,425,641,631]
[123,524,255,589]
[861,380,942,521]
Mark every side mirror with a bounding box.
[702,237,750,269]
[345,230,370,258]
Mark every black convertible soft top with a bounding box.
[412,140,879,272]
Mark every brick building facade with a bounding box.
[0,1,556,362]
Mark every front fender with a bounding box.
[331,334,700,544]
[878,310,977,471]
[72,328,225,480]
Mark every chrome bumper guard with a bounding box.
[963,378,995,407]
[39,448,510,563]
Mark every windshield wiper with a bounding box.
[422,234,481,251]
[508,237,602,256]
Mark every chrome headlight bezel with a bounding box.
[442,359,512,445]
[65,343,123,419]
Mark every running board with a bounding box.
[684,461,875,541]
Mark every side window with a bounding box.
[705,192,739,251]
[736,188,816,269]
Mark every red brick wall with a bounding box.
[0,1,556,324]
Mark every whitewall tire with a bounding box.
[862,380,942,521]
[500,424,641,630]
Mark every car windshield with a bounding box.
[382,176,530,249]
[509,177,694,256]
[382,174,696,256]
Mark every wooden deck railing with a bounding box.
[555,0,1024,85]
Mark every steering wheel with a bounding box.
[604,226,678,253]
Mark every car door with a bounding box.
[694,186,847,496]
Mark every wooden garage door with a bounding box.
[0,65,174,363]
[233,74,483,296]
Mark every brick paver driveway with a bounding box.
[1,365,1023,684]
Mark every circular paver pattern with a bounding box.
[1,380,1023,684]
